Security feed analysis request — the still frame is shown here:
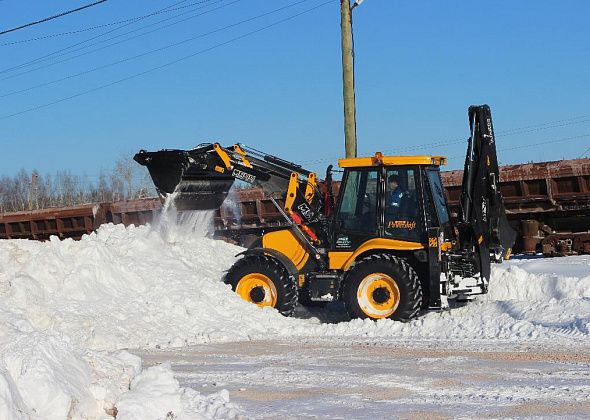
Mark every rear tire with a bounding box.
[342,254,422,321]
[224,255,298,316]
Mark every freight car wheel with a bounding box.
[224,255,298,316]
[342,254,422,321]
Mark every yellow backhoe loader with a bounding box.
[135,105,515,320]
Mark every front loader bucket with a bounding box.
[134,149,234,211]
[171,177,235,211]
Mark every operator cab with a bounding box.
[332,153,451,251]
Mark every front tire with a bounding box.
[342,254,422,321]
[224,255,298,316]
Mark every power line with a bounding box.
[0,0,221,76]
[304,133,590,169]
[380,116,590,155]
[0,1,109,36]
[0,0,214,47]
[496,113,590,134]
[299,116,590,165]
[0,0,336,121]
[0,0,313,99]
[0,0,236,82]
[374,114,590,157]
[443,134,590,160]
[499,133,590,153]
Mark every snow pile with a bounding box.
[296,259,590,342]
[2,221,590,351]
[487,260,590,302]
[274,256,590,343]
[0,311,141,418]
[0,218,251,419]
[0,222,300,351]
[115,363,239,420]
[1,213,589,418]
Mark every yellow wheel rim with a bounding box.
[357,272,400,319]
[236,273,277,308]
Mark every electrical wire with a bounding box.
[0,0,217,47]
[0,0,237,83]
[0,0,336,121]
[439,134,590,162]
[0,0,314,98]
[305,133,590,169]
[496,113,590,134]
[0,0,221,76]
[299,116,590,165]
[578,145,590,158]
[0,1,109,36]
[498,133,590,153]
[379,116,590,155]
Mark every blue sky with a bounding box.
[0,0,589,180]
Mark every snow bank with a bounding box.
[0,218,251,419]
[115,363,239,420]
[0,312,139,419]
[1,214,589,418]
[296,260,590,342]
[487,261,590,302]
[0,222,304,350]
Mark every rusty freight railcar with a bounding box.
[2,159,589,256]
[441,158,590,256]
[0,198,161,241]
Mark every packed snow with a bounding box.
[0,210,588,418]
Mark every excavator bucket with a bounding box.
[134,149,234,211]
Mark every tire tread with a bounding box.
[342,253,422,321]
[224,255,298,316]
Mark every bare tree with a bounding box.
[0,156,157,212]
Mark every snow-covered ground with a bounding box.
[0,214,588,418]
[139,338,590,419]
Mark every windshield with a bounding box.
[337,169,378,233]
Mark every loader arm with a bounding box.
[134,142,326,243]
[457,105,517,280]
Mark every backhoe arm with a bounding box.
[458,105,516,279]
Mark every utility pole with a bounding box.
[31,172,38,210]
[340,0,361,158]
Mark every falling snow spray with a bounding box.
[157,192,216,243]
[220,185,242,225]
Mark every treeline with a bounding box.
[0,157,157,213]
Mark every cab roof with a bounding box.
[338,153,448,168]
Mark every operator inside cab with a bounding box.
[385,169,419,241]
[387,174,406,215]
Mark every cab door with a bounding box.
[383,166,423,242]
[332,168,381,251]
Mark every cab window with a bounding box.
[337,169,378,234]
[384,167,420,241]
